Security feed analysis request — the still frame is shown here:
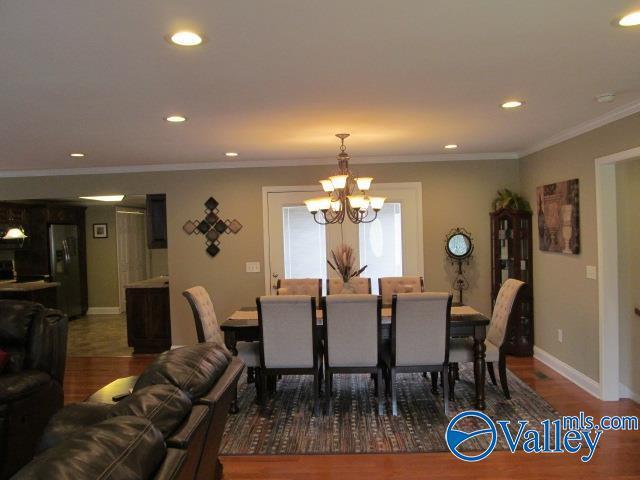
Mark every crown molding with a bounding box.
[0,151,518,178]
[519,98,640,158]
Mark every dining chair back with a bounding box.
[324,294,380,367]
[326,277,371,295]
[384,292,452,416]
[378,276,424,306]
[322,294,384,415]
[182,286,227,350]
[276,278,322,304]
[256,295,321,413]
[257,295,317,369]
[487,278,525,349]
[392,292,452,367]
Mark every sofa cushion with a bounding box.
[0,370,50,402]
[15,416,166,480]
[0,300,44,373]
[134,343,230,400]
[110,384,192,438]
[37,402,111,453]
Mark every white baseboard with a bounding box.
[86,306,121,315]
[533,346,601,399]
[619,383,640,403]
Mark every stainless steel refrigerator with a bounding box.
[49,224,83,317]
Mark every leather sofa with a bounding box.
[16,342,244,480]
[0,300,67,479]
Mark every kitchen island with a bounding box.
[0,280,60,309]
[125,276,170,354]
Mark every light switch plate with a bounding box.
[586,265,597,280]
[246,261,261,273]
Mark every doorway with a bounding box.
[262,183,423,295]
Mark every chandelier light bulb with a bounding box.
[319,179,335,192]
[316,197,331,211]
[329,174,349,190]
[356,177,373,191]
[370,196,386,210]
[304,198,319,213]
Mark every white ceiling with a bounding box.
[0,0,639,175]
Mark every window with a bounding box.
[282,206,327,280]
[359,202,403,293]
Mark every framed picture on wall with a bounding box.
[93,223,108,239]
[536,178,580,254]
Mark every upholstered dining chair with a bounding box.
[256,295,322,414]
[322,294,383,415]
[183,286,261,411]
[382,292,452,416]
[378,276,424,306]
[326,277,371,294]
[448,278,525,400]
[276,278,322,304]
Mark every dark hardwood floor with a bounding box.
[64,355,640,479]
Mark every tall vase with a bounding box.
[341,280,356,294]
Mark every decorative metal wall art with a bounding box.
[444,227,474,304]
[182,197,243,257]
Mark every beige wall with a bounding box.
[617,159,640,396]
[150,248,169,277]
[519,112,640,382]
[0,158,519,345]
[85,205,119,308]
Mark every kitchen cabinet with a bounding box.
[146,194,167,249]
[125,278,171,353]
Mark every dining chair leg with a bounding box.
[443,365,450,417]
[448,366,456,401]
[376,368,384,416]
[259,370,268,409]
[324,370,332,414]
[312,371,321,415]
[487,362,498,386]
[390,368,398,416]
[454,363,460,381]
[430,372,439,394]
[498,352,511,399]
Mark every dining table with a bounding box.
[221,304,491,410]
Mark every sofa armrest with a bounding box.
[166,404,209,449]
[197,357,245,406]
[153,448,188,480]
[27,309,68,384]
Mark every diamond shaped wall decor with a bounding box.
[183,196,243,258]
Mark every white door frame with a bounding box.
[261,182,424,296]
[595,145,640,400]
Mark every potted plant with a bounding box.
[492,188,531,212]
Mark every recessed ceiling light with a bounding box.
[225,152,239,157]
[70,152,85,157]
[165,115,187,123]
[501,100,524,109]
[619,11,640,26]
[79,195,125,202]
[444,144,458,150]
[169,31,203,46]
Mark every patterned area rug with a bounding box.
[221,364,558,455]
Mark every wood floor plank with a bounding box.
[63,355,640,479]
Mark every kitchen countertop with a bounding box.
[125,276,169,289]
[0,280,60,291]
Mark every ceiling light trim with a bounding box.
[0,152,519,178]
[519,97,640,158]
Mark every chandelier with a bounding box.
[304,134,386,225]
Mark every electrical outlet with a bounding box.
[586,265,597,280]
[245,262,261,273]
[557,329,563,343]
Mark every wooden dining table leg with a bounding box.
[473,325,487,410]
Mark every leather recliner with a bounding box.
[0,300,68,479]
[24,342,244,480]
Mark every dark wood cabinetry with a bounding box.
[145,194,167,249]
[0,201,88,315]
[126,286,171,353]
[490,208,534,356]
